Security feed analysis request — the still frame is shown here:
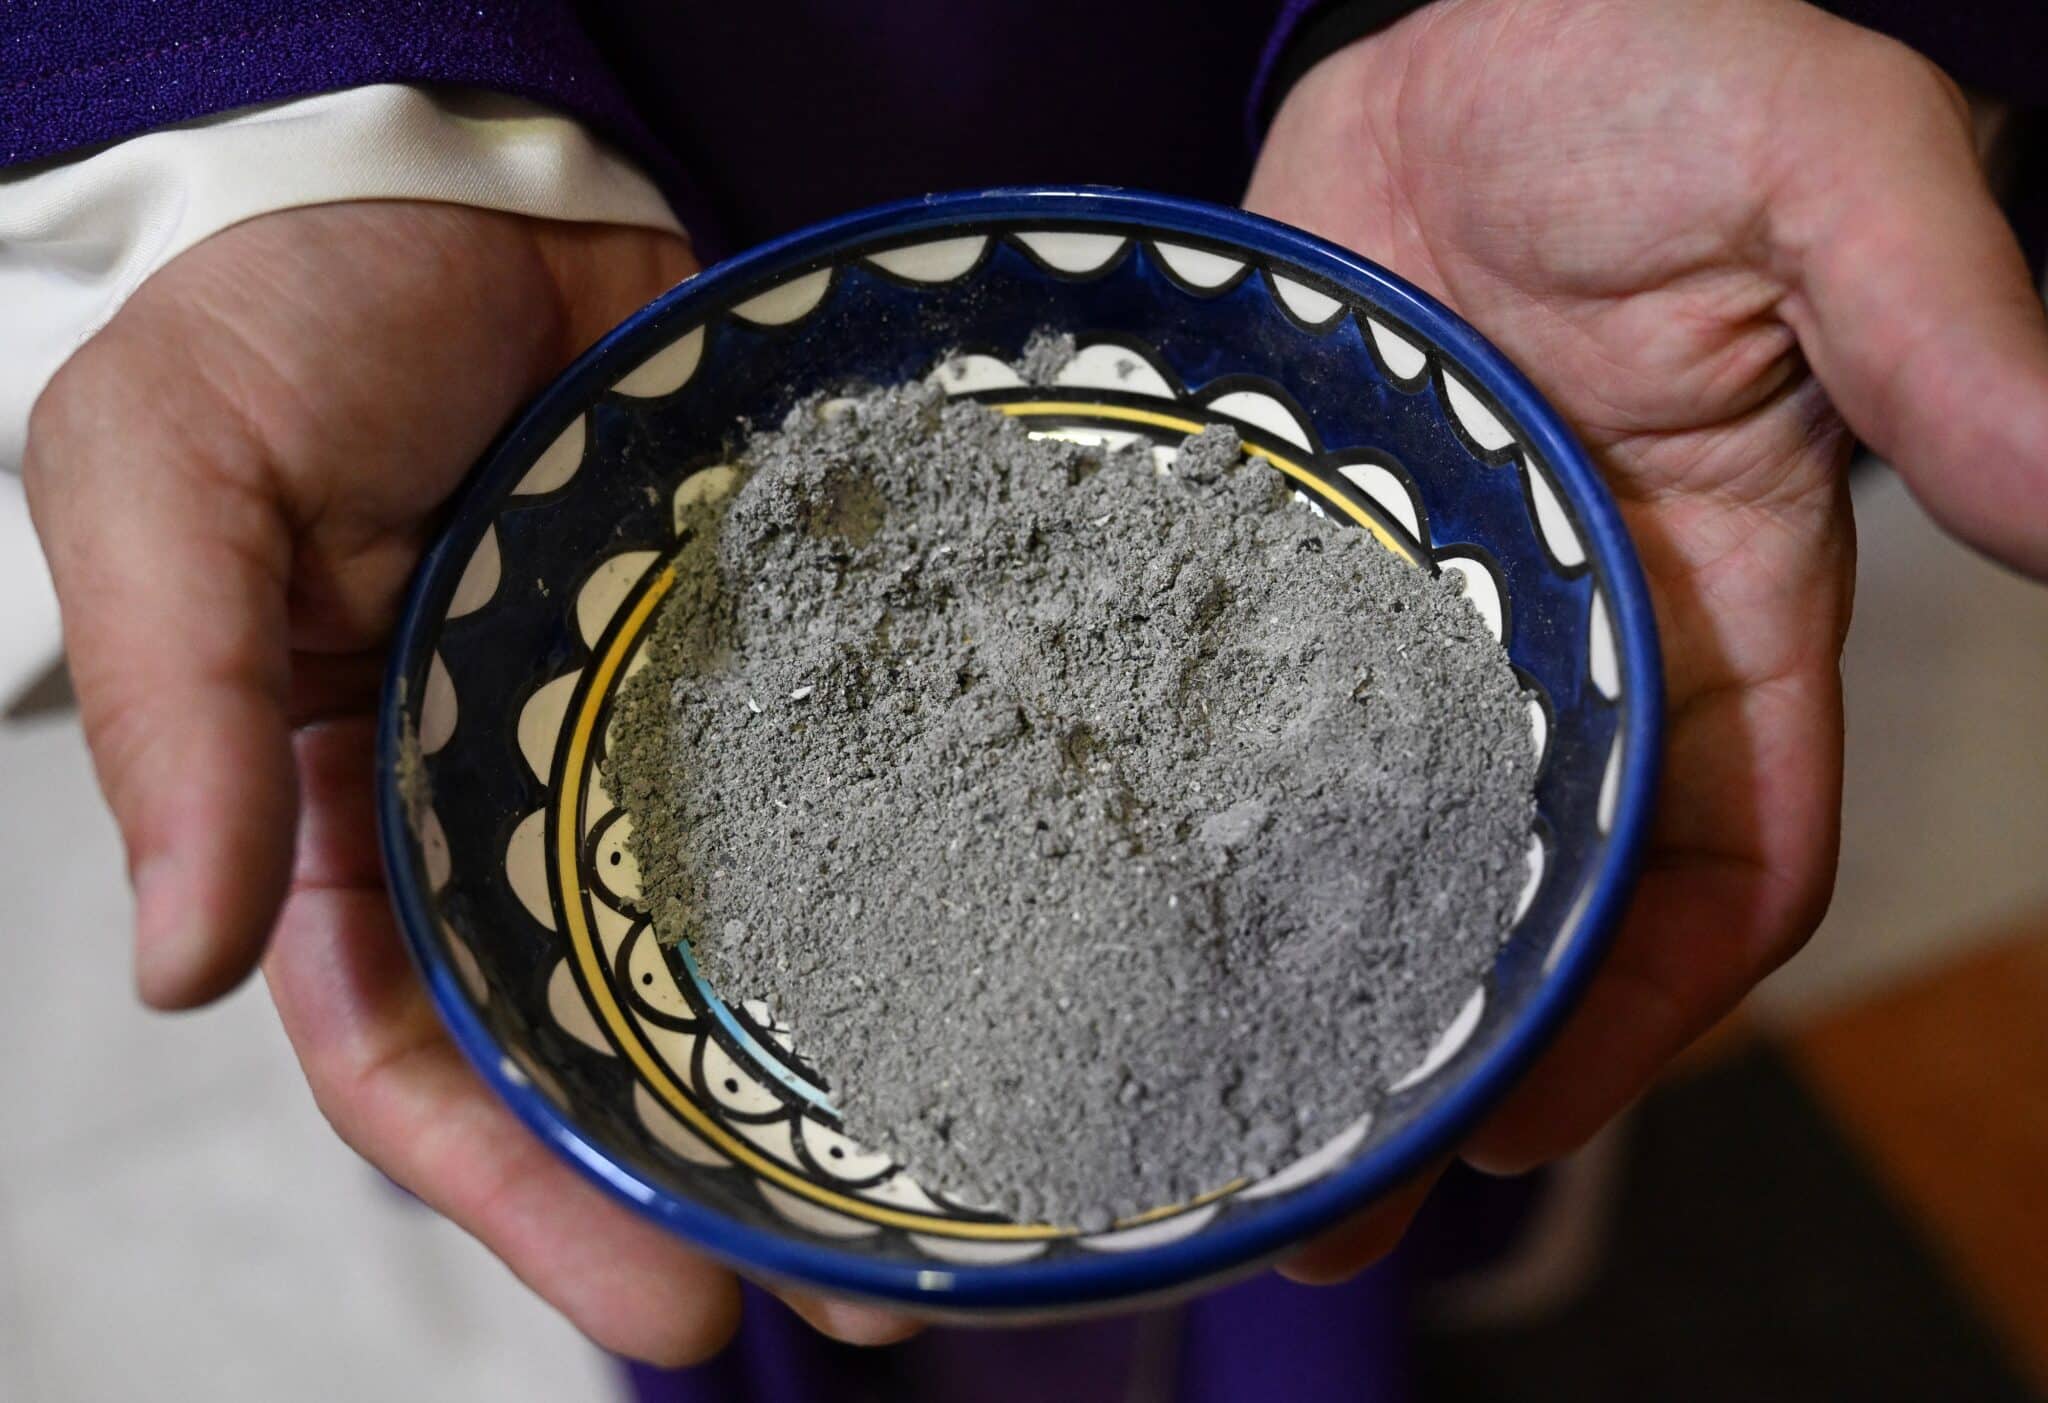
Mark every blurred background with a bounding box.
[4,450,2044,1400]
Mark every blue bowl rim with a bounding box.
[376,185,1665,1311]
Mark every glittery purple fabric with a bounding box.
[0,0,729,244]
[0,1,1283,256]
[0,3,647,164]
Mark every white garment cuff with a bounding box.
[0,82,684,476]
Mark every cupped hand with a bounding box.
[1251,0,2048,1274]
[24,201,917,1361]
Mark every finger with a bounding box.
[1277,1161,1444,1286]
[269,728,741,1366]
[24,333,297,1010]
[267,885,743,1366]
[1464,665,1842,1174]
[774,1289,924,1347]
[1464,859,1792,1175]
[1772,38,2048,578]
[270,890,745,1365]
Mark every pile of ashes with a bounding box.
[607,377,1536,1227]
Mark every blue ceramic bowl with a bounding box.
[378,188,1661,1314]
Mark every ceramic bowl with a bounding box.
[378,187,1662,1314]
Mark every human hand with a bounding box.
[1249,0,2048,1274]
[23,201,918,1360]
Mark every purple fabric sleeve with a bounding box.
[0,1,680,198]
[1246,0,1335,147]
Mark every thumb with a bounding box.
[25,323,297,1010]
[1777,49,2048,578]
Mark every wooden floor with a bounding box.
[1787,907,2048,1395]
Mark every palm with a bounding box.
[1249,0,2048,1167]
[26,203,863,1360]
[238,210,777,1358]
